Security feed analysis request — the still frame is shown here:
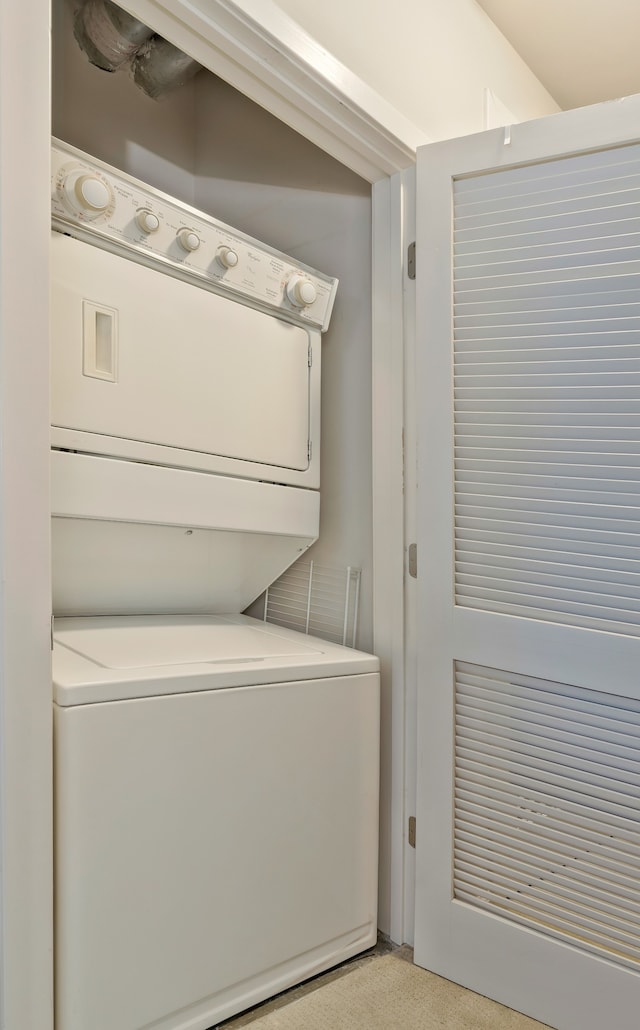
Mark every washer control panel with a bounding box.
[51,139,338,332]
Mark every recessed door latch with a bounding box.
[407,241,416,280]
[408,543,417,579]
[408,816,416,848]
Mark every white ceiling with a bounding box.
[476,0,640,110]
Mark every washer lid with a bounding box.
[55,615,323,669]
[52,614,380,706]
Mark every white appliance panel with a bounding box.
[52,519,315,617]
[51,451,320,534]
[51,139,338,333]
[51,233,312,476]
[54,670,380,1030]
[51,453,320,617]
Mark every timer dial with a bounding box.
[136,209,160,234]
[177,228,201,252]
[62,169,113,218]
[217,246,239,269]
[286,275,317,308]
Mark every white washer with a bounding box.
[53,614,380,1030]
[50,142,379,1030]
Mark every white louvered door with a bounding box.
[414,98,640,1030]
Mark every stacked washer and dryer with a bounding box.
[50,140,380,1030]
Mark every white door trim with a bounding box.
[0,2,53,1029]
[371,171,409,941]
[117,0,427,182]
[400,165,418,945]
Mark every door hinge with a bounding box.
[408,543,417,579]
[408,816,416,848]
[307,440,312,463]
[50,614,54,651]
[407,241,416,280]
[308,342,313,367]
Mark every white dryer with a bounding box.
[49,137,336,618]
[50,141,380,1030]
[53,615,379,1030]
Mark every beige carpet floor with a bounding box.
[237,953,550,1030]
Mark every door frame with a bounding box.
[116,0,426,183]
[0,3,53,1029]
[1,2,419,1026]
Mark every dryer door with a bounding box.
[51,233,319,487]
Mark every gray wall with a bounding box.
[194,76,373,648]
[51,0,374,650]
[52,1,197,201]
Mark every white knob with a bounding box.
[286,275,317,308]
[177,228,200,252]
[136,209,160,234]
[217,246,239,269]
[63,171,113,215]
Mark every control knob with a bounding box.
[177,228,201,252]
[216,245,239,269]
[136,209,160,234]
[62,170,113,217]
[286,275,317,308]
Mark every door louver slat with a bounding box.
[457,824,639,901]
[455,849,640,944]
[456,796,640,872]
[453,146,640,634]
[454,662,640,969]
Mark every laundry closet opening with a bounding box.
[51,0,374,651]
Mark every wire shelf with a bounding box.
[264,561,361,648]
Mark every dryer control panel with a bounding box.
[51,139,338,332]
